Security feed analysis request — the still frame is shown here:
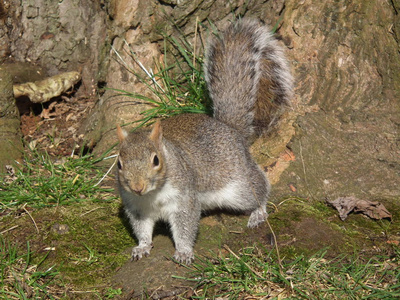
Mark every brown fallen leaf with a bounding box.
[327,196,392,221]
[289,183,297,192]
[4,165,18,183]
[387,240,399,246]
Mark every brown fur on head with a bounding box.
[149,120,163,148]
[117,124,128,142]
[116,121,166,195]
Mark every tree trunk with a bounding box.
[274,1,400,201]
[0,66,23,171]
[0,0,107,169]
[2,0,107,94]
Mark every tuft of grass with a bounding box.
[104,287,122,299]
[111,20,211,128]
[0,236,63,299]
[0,149,117,209]
[179,245,400,299]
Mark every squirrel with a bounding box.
[116,19,294,264]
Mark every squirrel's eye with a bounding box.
[152,154,159,167]
[117,159,122,170]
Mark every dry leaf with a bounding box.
[4,165,17,183]
[327,196,392,221]
[387,240,399,246]
[289,183,297,192]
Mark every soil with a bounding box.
[17,93,97,156]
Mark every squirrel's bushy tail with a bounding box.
[204,19,294,140]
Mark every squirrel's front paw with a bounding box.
[131,244,153,261]
[173,250,194,265]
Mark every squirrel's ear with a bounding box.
[149,119,163,146]
[116,124,128,142]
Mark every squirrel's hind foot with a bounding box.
[131,243,153,261]
[247,207,268,228]
[173,250,194,265]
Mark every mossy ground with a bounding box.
[1,195,131,298]
[1,185,399,298]
[1,163,398,300]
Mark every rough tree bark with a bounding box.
[80,0,285,151]
[0,0,107,169]
[0,66,23,170]
[6,0,108,93]
[274,1,400,201]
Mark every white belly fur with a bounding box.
[199,181,246,211]
[123,181,180,220]
[124,181,249,219]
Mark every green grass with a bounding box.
[0,236,62,299]
[111,21,210,128]
[0,149,117,209]
[0,149,128,299]
[179,246,400,299]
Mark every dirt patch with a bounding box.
[278,217,346,255]
[111,213,273,298]
[18,94,96,157]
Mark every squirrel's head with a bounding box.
[116,120,166,196]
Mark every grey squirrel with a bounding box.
[116,19,294,264]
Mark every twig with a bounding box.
[266,218,283,273]
[68,290,99,294]
[223,244,265,279]
[0,225,19,235]
[299,140,306,182]
[80,207,104,217]
[22,204,39,234]
[229,230,244,234]
[111,44,131,70]
[94,155,118,187]
[103,154,118,160]
[149,285,165,299]
[277,197,304,207]
[120,40,165,93]
[268,201,278,212]
[192,16,199,83]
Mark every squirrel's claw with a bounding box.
[173,250,194,265]
[131,244,153,261]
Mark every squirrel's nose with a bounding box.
[133,188,143,195]
[132,184,144,195]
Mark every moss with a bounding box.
[2,191,398,297]
[0,199,132,295]
[266,197,398,259]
